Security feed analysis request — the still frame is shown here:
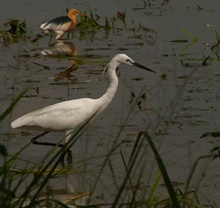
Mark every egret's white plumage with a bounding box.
[11,54,155,142]
[11,98,103,132]
[40,9,79,40]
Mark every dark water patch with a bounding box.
[170,39,188,43]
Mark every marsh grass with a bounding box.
[76,9,128,31]
[1,56,219,207]
[0,122,90,207]
[1,88,219,207]
[73,9,157,45]
[179,28,220,67]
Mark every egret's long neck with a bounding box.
[99,62,119,110]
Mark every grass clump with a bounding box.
[0,19,27,45]
[1,87,219,207]
[107,132,219,207]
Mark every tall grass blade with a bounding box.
[148,169,161,202]
[184,153,213,193]
[88,141,123,203]
[142,131,181,208]
[215,30,220,42]
[112,133,144,207]
[180,27,198,41]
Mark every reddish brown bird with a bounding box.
[40,9,80,40]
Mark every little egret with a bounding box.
[40,9,80,40]
[11,54,155,153]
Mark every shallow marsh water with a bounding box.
[1,0,220,206]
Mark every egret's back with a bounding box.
[11,98,103,132]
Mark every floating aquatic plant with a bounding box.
[0,19,27,45]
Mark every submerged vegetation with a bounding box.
[0,19,27,45]
[172,27,220,67]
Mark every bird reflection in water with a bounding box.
[41,40,78,82]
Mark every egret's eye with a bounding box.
[126,59,131,63]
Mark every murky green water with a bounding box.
[1,0,220,206]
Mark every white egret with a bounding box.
[11,54,155,193]
[11,54,155,152]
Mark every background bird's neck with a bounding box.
[68,14,77,24]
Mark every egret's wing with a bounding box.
[11,98,101,132]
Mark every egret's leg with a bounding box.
[31,131,75,192]
[32,131,73,166]
[66,173,75,193]
[64,130,75,193]
[65,130,73,143]
[31,131,64,148]
[59,130,73,166]
[65,130,73,164]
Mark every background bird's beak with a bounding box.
[133,62,156,73]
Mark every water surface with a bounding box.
[1,0,220,206]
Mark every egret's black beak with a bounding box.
[133,62,156,73]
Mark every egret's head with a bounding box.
[114,54,155,73]
[113,54,134,65]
